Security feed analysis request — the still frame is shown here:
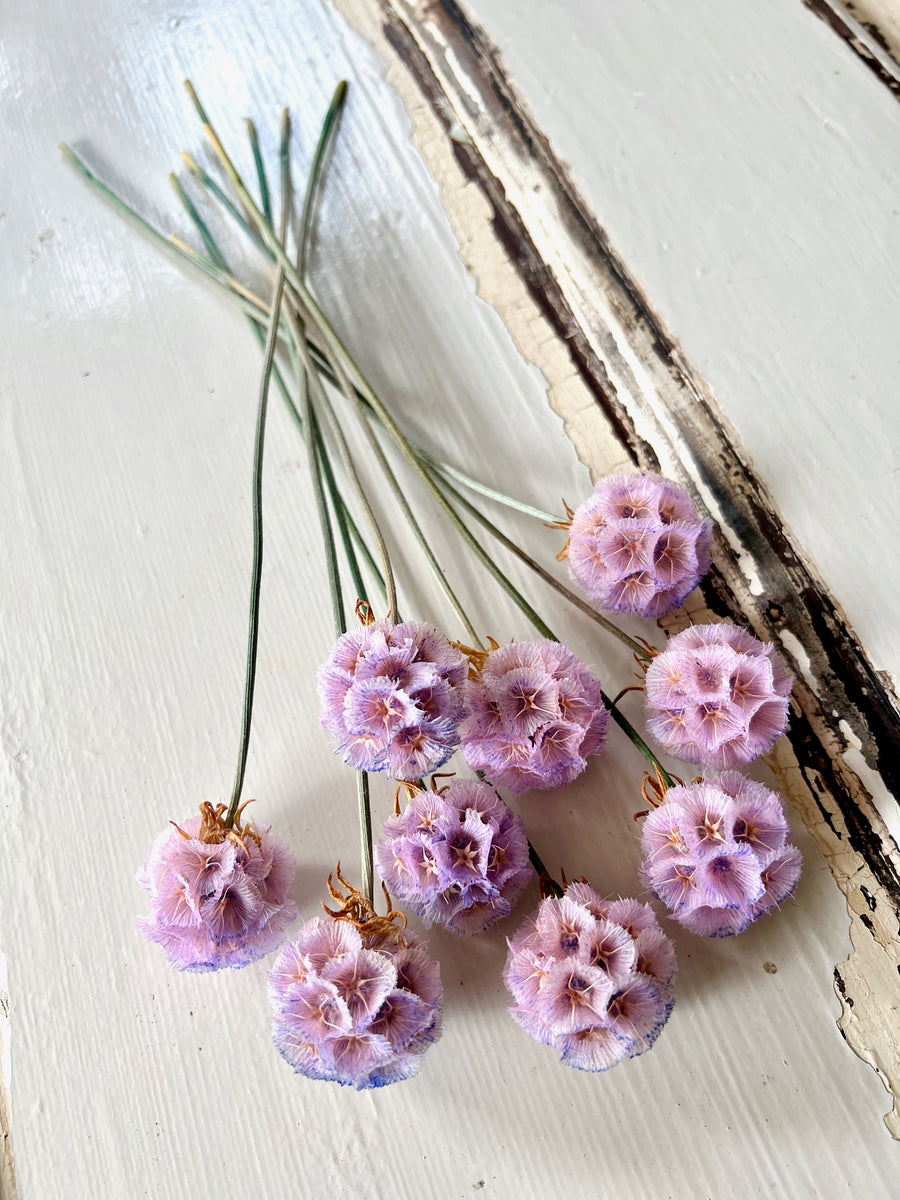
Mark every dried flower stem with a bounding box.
[416,450,564,525]
[293,84,375,900]
[246,117,272,224]
[223,114,291,830]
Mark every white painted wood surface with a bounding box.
[2,2,897,1197]
[464,0,900,682]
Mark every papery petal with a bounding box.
[753,845,802,915]
[606,977,668,1045]
[537,959,614,1035]
[579,918,637,987]
[322,948,397,1029]
[692,844,765,909]
[559,1024,634,1072]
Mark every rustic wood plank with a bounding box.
[341,0,900,1136]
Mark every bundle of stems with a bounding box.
[61,80,675,904]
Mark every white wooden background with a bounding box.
[2,1,898,1197]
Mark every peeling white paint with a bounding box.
[780,628,821,697]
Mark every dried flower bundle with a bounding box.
[66,75,802,1092]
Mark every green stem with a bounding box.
[357,771,374,905]
[246,118,272,224]
[294,83,373,901]
[68,141,541,549]
[420,450,563,525]
[225,254,286,827]
[305,309,483,646]
[194,84,675,790]
[182,84,484,645]
[298,81,347,278]
[287,305,399,626]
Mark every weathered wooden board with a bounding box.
[2,0,898,1197]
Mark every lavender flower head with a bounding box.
[567,472,712,618]
[317,618,467,781]
[460,639,608,794]
[640,772,802,937]
[269,874,443,1089]
[645,622,793,768]
[376,778,533,934]
[504,881,676,1071]
[137,802,297,972]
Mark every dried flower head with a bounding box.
[566,472,712,617]
[459,639,608,794]
[504,881,676,1071]
[269,870,442,1089]
[137,801,297,972]
[640,772,801,937]
[317,619,467,780]
[644,622,793,768]
[376,777,533,934]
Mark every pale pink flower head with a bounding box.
[375,777,533,934]
[504,881,676,1072]
[269,872,442,1089]
[460,640,608,794]
[137,802,297,972]
[567,472,712,618]
[317,618,466,780]
[644,622,793,768]
[640,772,801,937]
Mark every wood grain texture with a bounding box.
[2,1,899,1197]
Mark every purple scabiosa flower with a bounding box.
[460,640,608,794]
[503,881,675,1072]
[566,472,712,618]
[375,778,533,934]
[644,622,793,768]
[269,870,442,1089]
[317,618,467,780]
[137,801,297,972]
[640,772,801,937]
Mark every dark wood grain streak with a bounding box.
[802,0,900,99]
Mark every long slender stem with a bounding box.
[69,138,542,550]
[224,232,287,828]
[421,451,563,525]
[294,85,374,900]
[246,118,272,224]
[298,81,347,279]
